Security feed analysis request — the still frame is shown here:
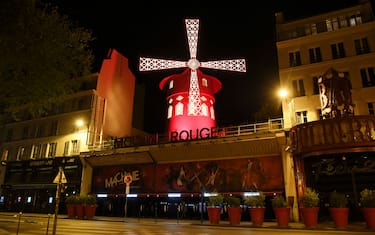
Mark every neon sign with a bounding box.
[170,127,219,141]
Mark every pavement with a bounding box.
[0,212,373,232]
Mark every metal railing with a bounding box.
[88,118,284,151]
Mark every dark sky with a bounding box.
[47,0,369,133]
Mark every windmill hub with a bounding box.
[187,58,200,70]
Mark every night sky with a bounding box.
[46,0,369,133]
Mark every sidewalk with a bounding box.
[0,212,372,232]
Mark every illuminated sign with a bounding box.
[170,127,218,141]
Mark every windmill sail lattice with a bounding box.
[139,19,246,117]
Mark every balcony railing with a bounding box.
[88,118,284,151]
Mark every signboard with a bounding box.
[124,175,133,185]
[53,168,67,184]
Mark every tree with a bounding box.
[0,0,95,123]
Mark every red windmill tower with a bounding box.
[139,19,246,141]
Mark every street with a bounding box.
[0,213,372,235]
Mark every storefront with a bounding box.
[0,157,82,214]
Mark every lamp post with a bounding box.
[278,88,295,129]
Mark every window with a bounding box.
[326,18,339,31]
[49,120,58,136]
[6,129,12,141]
[313,76,320,95]
[63,141,69,156]
[201,103,208,116]
[296,111,308,124]
[17,146,26,161]
[71,140,80,155]
[210,106,215,119]
[202,78,208,87]
[22,126,29,139]
[361,67,375,87]
[354,38,370,55]
[316,109,323,120]
[331,42,346,59]
[175,102,183,116]
[167,105,173,119]
[339,15,348,28]
[309,47,322,63]
[368,103,375,115]
[31,144,42,159]
[1,149,8,162]
[349,13,362,26]
[48,143,57,157]
[289,51,301,67]
[169,80,174,89]
[292,79,305,97]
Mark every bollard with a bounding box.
[16,212,22,235]
[46,214,51,235]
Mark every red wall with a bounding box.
[96,49,135,137]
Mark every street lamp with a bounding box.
[278,88,295,129]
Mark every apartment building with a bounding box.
[276,0,375,220]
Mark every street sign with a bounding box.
[53,168,67,184]
[124,175,132,184]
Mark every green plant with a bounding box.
[65,195,78,205]
[299,187,319,208]
[207,193,224,207]
[329,191,348,208]
[84,195,97,205]
[360,188,375,207]
[225,196,241,207]
[244,192,265,207]
[271,195,288,208]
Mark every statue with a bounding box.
[319,68,353,118]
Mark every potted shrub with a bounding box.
[65,195,78,218]
[84,195,98,219]
[75,195,86,219]
[328,191,349,229]
[299,187,320,228]
[225,196,242,225]
[206,193,224,224]
[244,192,266,227]
[360,188,375,229]
[271,194,290,228]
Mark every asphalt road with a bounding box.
[0,213,373,235]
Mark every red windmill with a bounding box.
[139,19,246,141]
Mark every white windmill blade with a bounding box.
[200,59,247,72]
[139,57,187,71]
[185,19,199,59]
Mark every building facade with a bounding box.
[1,1,375,224]
[276,0,375,221]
